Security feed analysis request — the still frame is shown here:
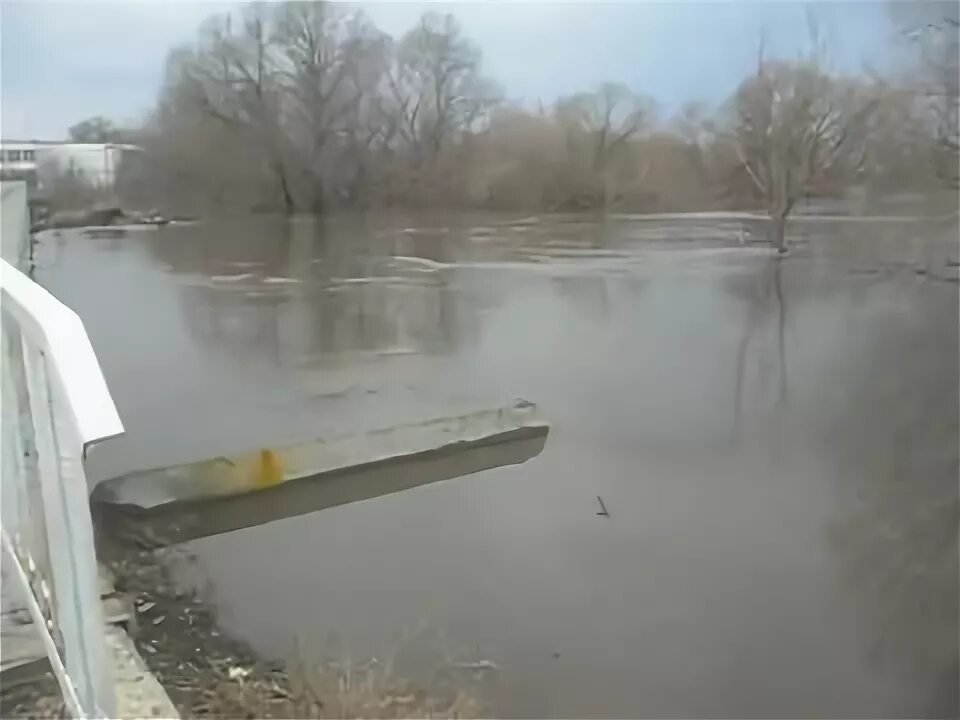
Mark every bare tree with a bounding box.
[272,2,391,210]
[141,43,271,212]
[180,6,297,212]
[725,60,879,250]
[138,6,504,212]
[123,3,946,216]
[389,13,499,175]
[329,18,396,205]
[68,116,119,143]
[555,83,655,207]
[889,1,959,189]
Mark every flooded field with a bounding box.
[36,213,958,717]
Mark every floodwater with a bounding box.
[35,212,958,717]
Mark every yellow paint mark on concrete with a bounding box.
[256,449,284,488]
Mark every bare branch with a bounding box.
[734,140,769,196]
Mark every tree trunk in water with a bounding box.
[768,213,788,253]
[271,159,294,215]
[733,314,751,443]
[279,175,295,215]
[773,256,788,410]
[310,177,325,215]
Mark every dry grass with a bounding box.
[94,540,489,719]
[207,652,485,719]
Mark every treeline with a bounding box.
[100,1,956,225]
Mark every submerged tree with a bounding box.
[272,1,392,209]
[724,59,879,250]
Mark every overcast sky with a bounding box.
[1,1,895,140]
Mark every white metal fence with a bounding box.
[1,252,124,717]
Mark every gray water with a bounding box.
[36,213,958,717]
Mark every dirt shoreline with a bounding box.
[2,545,485,719]
[107,547,291,718]
[0,546,286,720]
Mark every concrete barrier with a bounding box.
[93,400,549,548]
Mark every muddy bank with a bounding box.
[2,544,486,720]
[0,545,266,720]
[109,543,485,719]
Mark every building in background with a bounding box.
[0,140,138,191]
[0,141,43,187]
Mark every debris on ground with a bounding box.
[2,540,487,719]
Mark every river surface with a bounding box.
[35,213,958,717]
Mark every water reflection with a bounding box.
[150,217,463,368]
[724,257,790,443]
[551,275,611,320]
[811,279,959,717]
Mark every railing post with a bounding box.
[21,343,115,717]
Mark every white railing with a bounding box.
[1,256,123,718]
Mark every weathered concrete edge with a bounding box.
[105,623,179,719]
[92,400,543,509]
[99,563,178,718]
[0,617,177,718]
[98,423,549,548]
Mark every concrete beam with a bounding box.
[92,400,549,548]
